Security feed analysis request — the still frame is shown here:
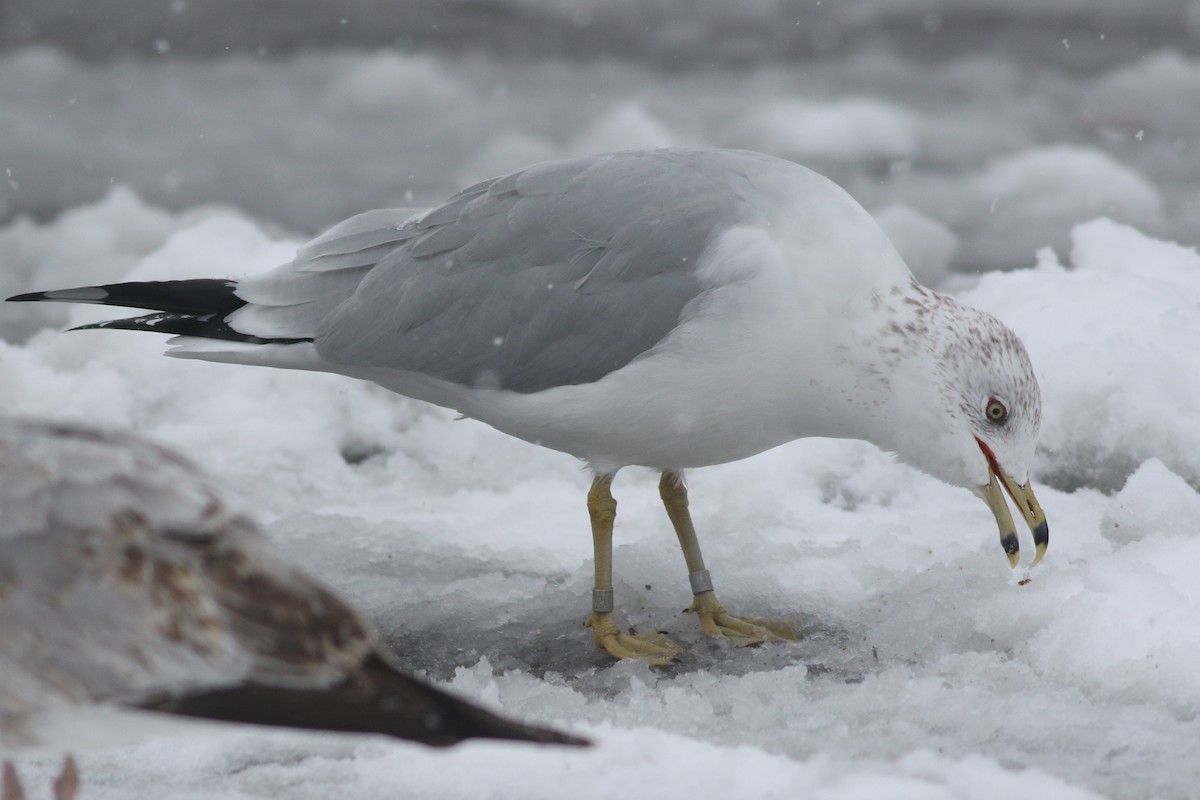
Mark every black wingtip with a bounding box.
[64,311,309,345]
[6,280,243,315]
[7,290,56,302]
[9,286,116,304]
[66,313,182,334]
[14,280,309,346]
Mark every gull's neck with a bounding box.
[788,277,953,454]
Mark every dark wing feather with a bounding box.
[142,653,588,747]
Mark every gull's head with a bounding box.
[876,287,1048,567]
[934,302,1047,567]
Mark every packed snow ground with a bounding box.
[2,183,1200,799]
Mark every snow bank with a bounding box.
[966,218,1200,492]
[944,147,1165,272]
[3,38,1199,274]
[873,203,958,287]
[730,97,920,164]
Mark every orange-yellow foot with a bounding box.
[586,611,682,666]
[688,591,797,645]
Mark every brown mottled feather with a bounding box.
[0,418,585,751]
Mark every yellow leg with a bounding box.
[583,474,681,665]
[659,471,797,645]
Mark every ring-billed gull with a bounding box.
[0,418,585,800]
[10,147,1048,665]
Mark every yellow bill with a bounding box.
[977,440,1049,567]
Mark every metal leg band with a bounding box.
[592,588,615,613]
[689,569,714,595]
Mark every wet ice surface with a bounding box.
[3,5,1200,797]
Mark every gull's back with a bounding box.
[209,148,873,394]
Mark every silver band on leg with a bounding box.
[688,569,714,595]
[592,588,615,613]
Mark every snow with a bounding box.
[4,182,1200,800]
[3,6,1200,798]
[872,203,958,287]
[730,97,921,163]
[955,148,1166,272]
[5,7,1200,274]
[966,219,1200,493]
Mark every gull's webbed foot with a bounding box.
[585,611,682,666]
[687,591,797,645]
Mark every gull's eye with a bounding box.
[985,397,1008,424]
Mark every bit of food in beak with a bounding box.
[976,438,1049,567]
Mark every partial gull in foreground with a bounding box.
[10,147,1048,665]
[0,418,585,800]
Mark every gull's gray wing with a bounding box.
[230,206,427,340]
[310,149,767,393]
[0,419,372,709]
